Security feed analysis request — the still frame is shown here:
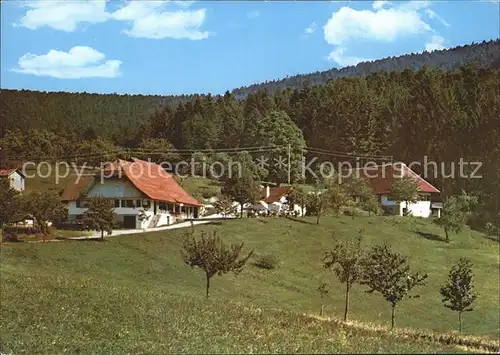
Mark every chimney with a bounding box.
[266,185,270,198]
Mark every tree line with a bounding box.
[232,39,500,97]
[1,65,499,230]
[2,41,497,139]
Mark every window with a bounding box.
[142,200,151,209]
[159,202,167,211]
[114,199,120,208]
[136,200,142,208]
[121,200,135,208]
[76,199,89,208]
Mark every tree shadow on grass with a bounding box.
[485,235,500,243]
[414,231,447,243]
[285,216,315,225]
[57,236,107,242]
[205,221,223,226]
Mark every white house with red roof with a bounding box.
[0,168,25,192]
[253,185,306,216]
[347,162,442,218]
[60,158,202,229]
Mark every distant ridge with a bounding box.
[231,39,500,98]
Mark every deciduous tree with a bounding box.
[391,176,420,216]
[343,174,381,216]
[0,179,24,231]
[24,190,67,241]
[252,110,307,184]
[214,194,237,218]
[360,244,428,330]
[434,191,478,242]
[223,175,261,218]
[440,258,478,332]
[181,230,253,297]
[83,196,119,239]
[322,230,365,321]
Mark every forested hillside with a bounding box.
[232,39,500,97]
[1,40,498,139]
[1,41,499,227]
[0,90,194,142]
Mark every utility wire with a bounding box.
[1,146,394,164]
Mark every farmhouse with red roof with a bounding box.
[61,158,201,229]
[0,168,25,192]
[249,185,306,217]
[346,162,442,218]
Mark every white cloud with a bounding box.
[15,0,211,40]
[425,35,446,52]
[323,1,441,67]
[425,9,450,27]
[112,1,210,40]
[13,46,122,79]
[327,47,371,67]
[372,1,391,10]
[15,0,109,32]
[247,10,260,19]
[324,5,432,46]
[304,22,317,34]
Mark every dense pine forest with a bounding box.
[232,39,500,97]
[1,40,498,138]
[0,40,499,227]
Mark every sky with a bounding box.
[1,0,499,96]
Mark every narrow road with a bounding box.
[68,214,236,240]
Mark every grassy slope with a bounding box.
[1,216,499,353]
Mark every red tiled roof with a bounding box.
[61,159,201,207]
[60,175,95,201]
[0,169,22,177]
[345,163,440,195]
[261,186,291,203]
[0,169,14,176]
[125,159,201,207]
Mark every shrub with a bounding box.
[484,222,498,238]
[254,254,279,270]
[201,186,220,199]
[3,226,40,235]
[2,230,20,242]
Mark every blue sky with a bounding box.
[1,0,499,95]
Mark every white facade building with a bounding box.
[0,169,25,192]
[61,158,201,230]
[253,185,307,217]
[347,162,442,218]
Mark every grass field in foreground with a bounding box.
[1,216,499,353]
